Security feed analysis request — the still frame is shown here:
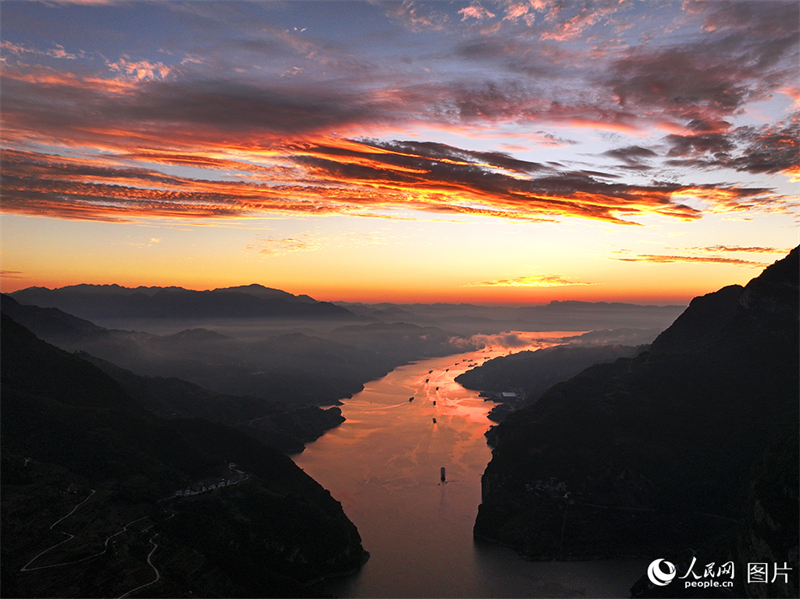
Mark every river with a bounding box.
[292,333,649,598]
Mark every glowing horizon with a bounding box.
[1,1,797,305]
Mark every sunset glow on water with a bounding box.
[293,334,649,597]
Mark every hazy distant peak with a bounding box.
[215,284,317,303]
[217,283,281,293]
[336,321,426,333]
[9,283,355,321]
[544,299,674,309]
[163,328,232,342]
[73,283,128,292]
[13,283,173,297]
[11,283,318,302]
[68,283,124,290]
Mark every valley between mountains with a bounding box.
[2,250,797,598]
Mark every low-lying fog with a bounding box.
[5,287,683,411]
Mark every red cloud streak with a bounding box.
[2,143,786,225]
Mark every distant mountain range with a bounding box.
[337,299,686,335]
[473,247,798,596]
[10,283,355,322]
[9,283,689,341]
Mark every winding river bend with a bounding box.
[293,333,648,598]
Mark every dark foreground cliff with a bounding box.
[474,249,799,577]
[1,314,368,597]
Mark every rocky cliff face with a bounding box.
[474,248,799,564]
[648,284,743,355]
[737,430,799,598]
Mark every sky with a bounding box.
[1,0,798,304]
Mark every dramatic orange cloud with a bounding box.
[3,138,791,227]
[688,245,794,254]
[1,0,796,303]
[611,254,770,268]
[463,274,596,288]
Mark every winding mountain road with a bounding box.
[117,534,161,599]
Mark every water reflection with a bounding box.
[293,332,648,598]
